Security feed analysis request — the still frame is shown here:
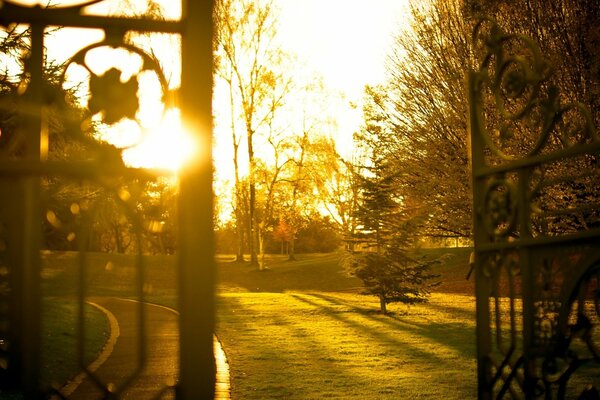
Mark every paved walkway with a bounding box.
[57,297,230,400]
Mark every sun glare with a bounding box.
[37,0,409,177]
[122,108,199,173]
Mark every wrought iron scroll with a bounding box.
[469,19,600,399]
[0,1,215,399]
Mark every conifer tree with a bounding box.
[347,88,439,314]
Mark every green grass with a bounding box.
[217,291,477,399]
[41,298,109,388]
[216,252,363,293]
[36,248,600,399]
[214,249,478,399]
[39,249,476,398]
[0,299,107,399]
[42,250,179,308]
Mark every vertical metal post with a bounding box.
[468,71,491,400]
[179,1,215,398]
[517,168,535,397]
[19,21,43,397]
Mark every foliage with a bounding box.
[214,0,293,266]
[217,213,341,255]
[295,215,341,253]
[359,0,599,242]
[364,0,474,240]
[0,24,176,256]
[309,136,359,237]
[468,0,599,119]
[468,0,600,235]
[344,248,439,313]
[350,92,439,314]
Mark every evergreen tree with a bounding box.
[347,90,439,314]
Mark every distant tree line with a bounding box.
[213,0,356,266]
[216,214,341,255]
[354,0,597,244]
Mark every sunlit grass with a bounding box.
[40,249,475,398]
[217,291,477,399]
[39,249,600,398]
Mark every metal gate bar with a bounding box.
[0,1,215,398]
[179,1,216,398]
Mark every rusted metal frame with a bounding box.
[534,169,600,191]
[471,19,600,399]
[76,220,108,394]
[1,1,216,397]
[73,183,150,397]
[476,228,600,252]
[495,355,524,398]
[117,204,147,396]
[516,167,537,398]
[0,2,183,34]
[178,1,215,399]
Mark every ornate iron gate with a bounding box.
[0,1,214,398]
[469,20,600,398]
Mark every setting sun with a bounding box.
[121,108,199,172]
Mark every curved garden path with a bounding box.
[60,297,230,400]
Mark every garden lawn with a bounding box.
[217,291,477,399]
[41,298,109,388]
[40,249,478,398]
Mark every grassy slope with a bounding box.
[40,249,599,399]
[41,299,108,388]
[216,248,473,294]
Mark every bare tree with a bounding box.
[214,0,291,266]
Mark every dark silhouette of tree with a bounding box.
[379,0,474,240]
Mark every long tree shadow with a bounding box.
[217,295,375,398]
[289,293,469,365]
[303,292,476,359]
[218,292,478,398]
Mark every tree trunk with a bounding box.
[234,200,244,262]
[379,294,387,315]
[287,234,296,261]
[114,224,124,254]
[258,228,265,270]
[247,127,258,267]
[225,65,245,264]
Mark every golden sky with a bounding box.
[277,0,410,98]
[6,0,411,172]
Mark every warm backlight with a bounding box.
[122,108,198,173]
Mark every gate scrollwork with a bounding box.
[470,19,600,399]
[0,1,216,398]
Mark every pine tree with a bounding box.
[347,90,439,314]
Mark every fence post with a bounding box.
[179,1,216,398]
[18,21,44,398]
